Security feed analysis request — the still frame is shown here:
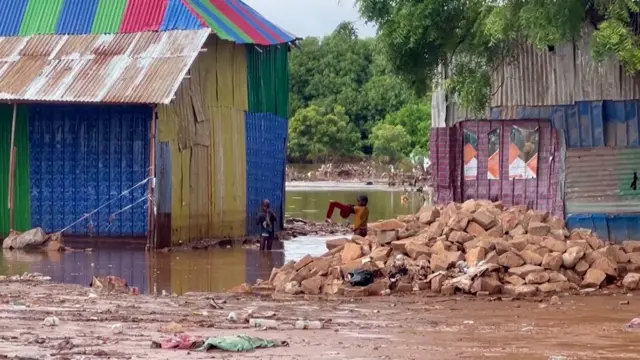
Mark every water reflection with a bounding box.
[286,188,423,222]
[0,248,287,295]
[0,186,424,294]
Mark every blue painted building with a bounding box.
[431,24,640,242]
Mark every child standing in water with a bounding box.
[325,194,369,237]
[257,199,277,251]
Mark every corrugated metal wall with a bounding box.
[156,37,248,244]
[246,44,289,118]
[430,120,562,217]
[566,147,640,214]
[29,104,151,236]
[0,104,31,235]
[562,100,640,241]
[437,24,640,126]
[245,113,287,235]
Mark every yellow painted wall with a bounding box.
[158,37,249,244]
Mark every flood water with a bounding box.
[0,184,425,294]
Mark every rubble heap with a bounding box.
[257,200,640,298]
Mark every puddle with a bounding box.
[0,186,425,295]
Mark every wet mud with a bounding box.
[0,282,638,359]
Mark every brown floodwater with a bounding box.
[0,185,423,295]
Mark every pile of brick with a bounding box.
[254,200,640,298]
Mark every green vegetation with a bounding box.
[288,22,431,163]
[354,0,640,114]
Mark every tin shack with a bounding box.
[0,0,295,247]
[431,23,640,242]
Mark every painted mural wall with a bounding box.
[430,119,562,217]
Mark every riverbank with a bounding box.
[0,280,638,359]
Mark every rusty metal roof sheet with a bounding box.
[0,29,210,104]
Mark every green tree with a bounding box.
[288,105,362,162]
[288,22,420,158]
[355,0,640,113]
[383,103,431,153]
[370,123,412,163]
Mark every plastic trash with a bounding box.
[295,321,323,330]
[625,317,640,331]
[197,335,288,352]
[227,312,238,322]
[549,356,568,360]
[111,323,124,334]
[249,319,279,329]
[43,316,60,327]
[348,269,375,287]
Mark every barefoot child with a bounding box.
[257,199,277,251]
[325,194,369,237]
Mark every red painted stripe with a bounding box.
[120,0,170,33]
[231,0,284,44]
[209,0,269,44]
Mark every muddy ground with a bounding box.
[0,282,638,359]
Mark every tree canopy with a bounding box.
[288,22,431,163]
[355,0,640,113]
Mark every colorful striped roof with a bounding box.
[0,0,296,45]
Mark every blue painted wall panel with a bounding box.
[29,104,151,237]
[56,0,99,35]
[245,113,288,236]
[0,0,29,36]
[566,213,640,243]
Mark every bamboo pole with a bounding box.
[8,104,16,230]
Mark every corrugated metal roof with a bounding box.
[0,29,209,104]
[0,0,297,45]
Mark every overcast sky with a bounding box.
[244,0,377,38]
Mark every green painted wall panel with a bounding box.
[247,44,289,118]
[91,0,128,34]
[19,0,65,35]
[0,105,31,235]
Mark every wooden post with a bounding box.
[8,104,16,230]
[147,108,157,249]
[8,147,15,230]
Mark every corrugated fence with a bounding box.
[0,104,31,235]
[245,113,287,235]
[157,37,249,244]
[435,99,640,241]
[29,104,151,236]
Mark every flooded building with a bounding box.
[430,24,640,242]
[0,0,295,247]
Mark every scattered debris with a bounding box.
[42,316,60,327]
[295,320,324,330]
[249,319,279,329]
[199,335,288,352]
[0,273,51,282]
[151,334,204,350]
[2,228,66,251]
[111,323,124,334]
[90,276,130,294]
[626,318,640,331]
[227,312,238,322]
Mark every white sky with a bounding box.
[243,0,377,38]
